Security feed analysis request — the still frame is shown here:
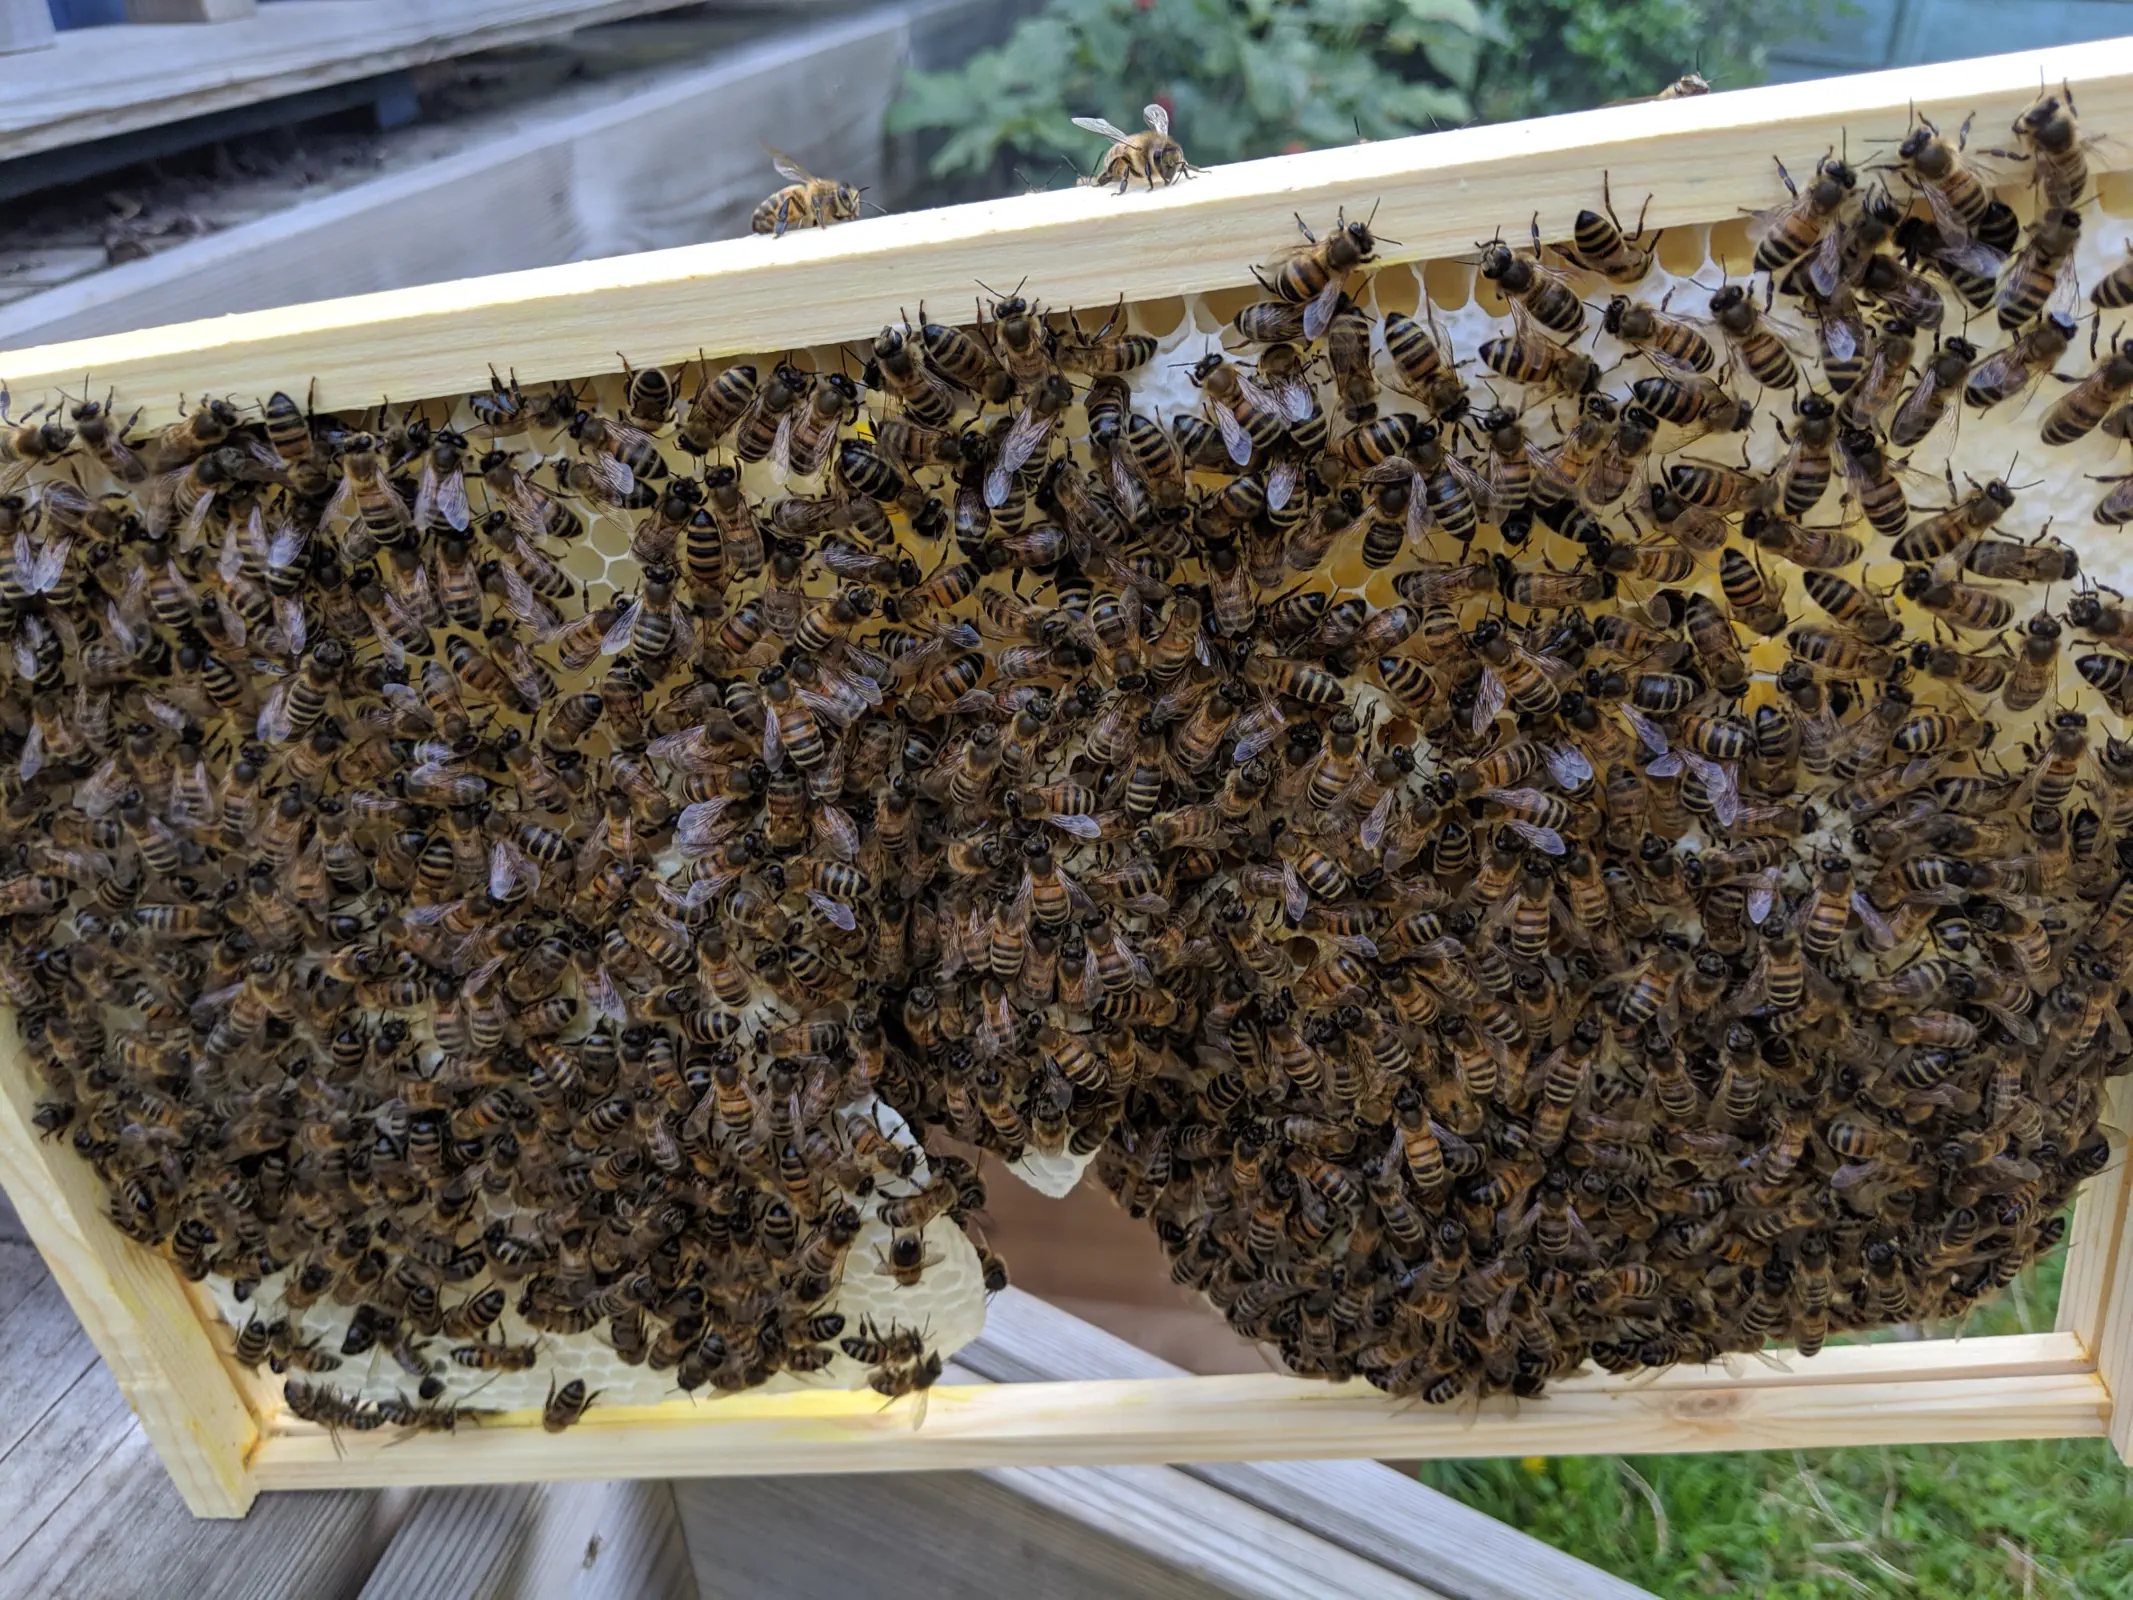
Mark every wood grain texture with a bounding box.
[963,1290,1655,1600]
[9,38,2133,422]
[0,0,55,56]
[246,1332,2102,1493]
[2089,1077,2133,1460]
[2058,1078,2131,1359]
[358,1480,697,1600]
[674,1466,1441,1600]
[0,0,998,348]
[0,1200,392,1592]
[0,0,715,161]
[0,1030,258,1516]
[123,0,258,22]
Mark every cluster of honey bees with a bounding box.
[2,83,2130,1426]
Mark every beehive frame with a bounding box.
[5,38,2133,1519]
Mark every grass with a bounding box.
[1417,1249,2133,1598]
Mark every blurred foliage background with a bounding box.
[888,0,1827,189]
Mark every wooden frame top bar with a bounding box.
[250,1333,2105,1492]
[6,38,2133,421]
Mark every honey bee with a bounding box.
[1479,306,1600,399]
[1604,295,1715,373]
[1965,312,2075,410]
[1996,206,2082,330]
[2013,89,2092,207]
[1073,103,1198,193]
[1568,177,1653,282]
[1708,284,1799,389]
[1478,232,1585,336]
[752,148,867,235]
[1751,153,1856,277]
[1255,209,1380,339]
[1888,337,1978,448]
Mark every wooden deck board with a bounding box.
[0,0,1001,347]
[0,0,720,162]
[964,1290,1656,1600]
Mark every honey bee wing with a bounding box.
[1209,401,1255,467]
[1619,704,1670,755]
[494,565,558,635]
[323,472,357,529]
[424,460,472,533]
[180,482,220,552]
[1805,223,1848,298]
[1507,819,1568,856]
[1281,858,1310,921]
[216,519,247,585]
[1681,750,1740,826]
[499,479,552,542]
[1745,868,1779,925]
[1141,103,1171,137]
[1472,665,1506,734]
[412,462,439,532]
[212,590,249,651]
[14,722,42,784]
[1047,811,1104,840]
[1360,788,1398,851]
[763,702,783,771]
[2048,253,2083,318]
[815,802,862,861]
[273,597,308,657]
[766,146,817,183]
[489,837,540,900]
[1230,700,1287,763]
[796,684,857,729]
[829,646,893,707]
[673,798,732,854]
[599,598,639,655]
[1816,304,1862,363]
[1848,888,1898,949]
[1303,274,1345,341]
[1272,377,1318,425]
[378,681,431,726]
[807,889,859,931]
[667,606,697,662]
[989,409,1052,506]
[1071,116,1135,145]
[1543,741,1595,788]
[584,449,636,500]
[256,678,295,743]
[494,642,551,709]
[1420,445,1482,511]
[27,532,68,596]
[1266,456,1301,511]
[1982,1001,2041,1046]
[1404,477,1436,551]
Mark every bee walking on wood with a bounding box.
[1072,104,1198,192]
[752,148,870,236]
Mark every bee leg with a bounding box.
[1294,211,1317,243]
[1772,154,1797,199]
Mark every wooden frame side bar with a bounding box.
[7,38,2133,420]
[2058,1078,2131,1356]
[249,1333,2101,1492]
[0,1039,258,1516]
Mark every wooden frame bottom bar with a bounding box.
[250,1333,2106,1491]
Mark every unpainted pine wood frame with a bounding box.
[0,39,2131,1515]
